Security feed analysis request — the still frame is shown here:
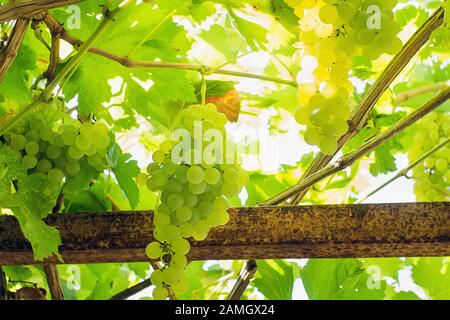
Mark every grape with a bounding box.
[182,191,198,208]
[319,4,338,24]
[26,130,40,142]
[204,168,221,185]
[435,159,448,172]
[171,254,187,269]
[25,141,39,155]
[222,182,239,197]
[223,168,239,182]
[176,206,192,221]
[151,170,169,187]
[93,122,109,136]
[219,210,230,225]
[179,222,194,238]
[146,242,163,259]
[87,154,101,167]
[319,137,338,155]
[189,182,207,195]
[166,179,183,193]
[151,270,165,286]
[172,279,188,295]
[152,150,166,164]
[30,120,43,131]
[304,128,321,146]
[198,200,213,216]
[147,163,160,174]
[163,225,181,241]
[68,146,84,160]
[172,238,190,255]
[154,213,171,226]
[37,159,52,173]
[47,168,64,184]
[39,127,54,142]
[62,130,77,145]
[186,166,205,184]
[310,108,329,126]
[11,135,27,150]
[152,286,168,300]
[167,193,184,210]
[65,161,80,176]
[93,135,110,150]
[213,197,228,211]
[75,135,91,151]
[46,145,62,160]
[22,155,37,169]
[206,212,221,228]
[136,173,148,186]
[162,159,178,176]
[163,267,183,286]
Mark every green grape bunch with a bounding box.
[139,103,248,300]
[287,0,402,155]
[404,113,450,202]
[3,112,111,197]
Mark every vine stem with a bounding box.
[261,88,450,205]
[0,6,123,136]
[395,81,450,103]
[41,14,298,87]
[287,7,445,205]
[0,19,30,83]
[357,137,450,203]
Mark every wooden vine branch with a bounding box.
[395,81,450,104]
[40,14,297,87]
[110,279,151,300]
[262,88,450,205]
[0,202,448,266]
[0,0,83,23]
[227,260,257,300]
[43,264,64,300]
[44,32,60,83]
[0,19,30,83]
[288,7,445,205]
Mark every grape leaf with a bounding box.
[108,144,140,209]
[227,9,268,50]
[301,259,386,300]
[412,258,450,300]
[0,44,36,106]
[199,24,247,59]
[253,260,294,299]
[369,141,398,176]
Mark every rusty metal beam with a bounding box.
[0,202,448,266]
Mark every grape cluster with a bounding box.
[405,113,450,201]
[287,0,402,154]
[4,113,111,196]
[139,103,248,300]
